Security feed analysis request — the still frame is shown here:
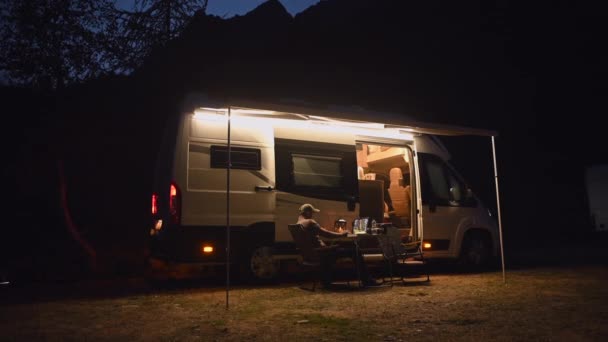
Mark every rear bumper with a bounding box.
[149,225,260,263]
[150,225,229,263]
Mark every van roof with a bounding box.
[187,96,498,137]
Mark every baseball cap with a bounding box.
[299,203,320,214]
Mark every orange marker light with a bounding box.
[423,242,432,249]
[202,246,214,254]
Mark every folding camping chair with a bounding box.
[382,225,430,284]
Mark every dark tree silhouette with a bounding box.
[0,0,117,89]
[111,0,208,72]
[0,0,208,88]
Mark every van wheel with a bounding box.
[460,233,491,270]
[247,246,279,282]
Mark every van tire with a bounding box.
[459,232,491,270]
[243,245,279,282]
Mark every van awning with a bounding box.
[198,99,499,137]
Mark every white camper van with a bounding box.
[148,100,500,280]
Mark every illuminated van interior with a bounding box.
[356,142,415,241]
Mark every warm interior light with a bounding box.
[197,107,228,113]
[202,245,214,254]
[154,219,163,231]
[193,108,228,122]
[423,242,432,249]
[192,106,417,140]
[232,108,276,115]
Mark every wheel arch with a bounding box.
[245,221,275,246]
[239,221,279,282]
[459,228,494,257]
[225,221,275,261]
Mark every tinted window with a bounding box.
[419,153,473,207]
[274,138,358,201]
[446,171,465,203]
[292,154,342,188]
[210,146,261,170]
[425,158,450,202]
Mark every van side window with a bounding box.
[274,138,358,201]
[210,146,261,170]
[292,154,342,188]
[419,153,471,207]
[425,157,451,203]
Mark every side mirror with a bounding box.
[465,188,477,207]
[449,187,462,202]
[466,188,474,198]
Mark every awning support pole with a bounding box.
[491,136,506,284]
[226,106,232,309]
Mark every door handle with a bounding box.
[255,185,275,192]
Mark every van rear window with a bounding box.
[210,146,261,170]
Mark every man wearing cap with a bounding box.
[297,204,346,247]
[297,203,379,287]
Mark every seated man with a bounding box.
[297,203,379,287]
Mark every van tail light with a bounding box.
[151,193,158,215]
[169,182,181,225]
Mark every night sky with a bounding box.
[116,0,320,17]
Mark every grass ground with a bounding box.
[1,264,608,341]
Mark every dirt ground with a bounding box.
[1,264,608,341]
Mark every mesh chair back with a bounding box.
[383,225,430,283]
[288,224,320,264]
[385,225,406,256]
[376,233,395,260]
